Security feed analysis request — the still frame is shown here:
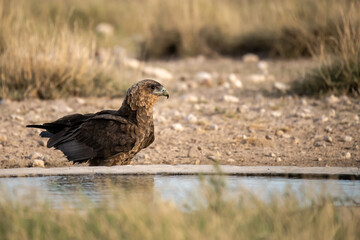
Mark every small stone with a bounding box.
[242,53,259,63]
[343,136,353,142]
[275,157,282,162]
[143,66,173,80]
[75,98,85,104]
[207,124,219,131]
[300,99,308,106]
[0,135,8,142]
[314,115,329,123]
[10,114,24,121]
[31,159,45,168]
[227,158,236,163]
[323,136,333,143]
[258,61,268,73]
[314,140,324,147]
[273,82,289,92]
[184,114,197,123]
[281,133,291,139]
[136,153,148,160]
[343,152,351,159]
[95,22,114,36]
[28,152,44,160]
[181,94,199,103]
[291,137,299,144]
[37,139,47,146]
[219,95,239,103]
[324,126,333,133]
[227,74,243,88]
[249,74,266,83]
[188,146,202,158]
[122,58,140,69]
[325,95,339,104]
[195,72,213,87]
[271,111,282,117]
[265,152,276,157]
[275,130,284,137]
[353,115,359,122]
[171,123,184,131]
[236,105,249,113]
[329,109,336,118]
[265,135,272,140]
[317,157,323,162]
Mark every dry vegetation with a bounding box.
[0,176,359,240]
[0,0,359,99]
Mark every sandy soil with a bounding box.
[0,57,359,168]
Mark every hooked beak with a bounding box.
[153,87,169,99]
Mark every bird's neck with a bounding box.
[118,101,153,126]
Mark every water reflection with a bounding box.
[0,175,359,208]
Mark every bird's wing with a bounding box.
[48,114,139,162]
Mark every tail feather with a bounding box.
[26,124,47,129]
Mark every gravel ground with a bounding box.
[1,57,359,168]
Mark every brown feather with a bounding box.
[26,79,168,166]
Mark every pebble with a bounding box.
[242,53,259,63]
[142,66,173,80]
[343,152,351,159]
[273,82,289,92]
[258,61,268,73]
[275,130,284,137]
[275,157,282,162]
[314,115,329,123]
[184,114,197,123]
[236,105,249,113]
[227,74,243,88]
[271,111,282,117]
[324,126,333,133]
[249,74,266,83]
[122,58,140,69]
[181,94,199,103]
[28,152,45,160]
[188,146,202,158]
[135,153,148,160]
[219,95,239,103]
[343,136,353,142]
[323,136,333,143]
[31,159,45,168]
[328,109,336,118]
[95,22,114,36]
[195,72,213,87]
[265,152,276,157]
[265,135,272,140]
[207,124,219,131]
[171,123,184,131]
[0,135,8,142]
[314,140,324,147]
[75,98,86,104]
[10,114,24,121]
[37,139,47,147]
[281,133,291,139]
[325,95,339,104]
[291,137,299,144]
[317,157,323,162]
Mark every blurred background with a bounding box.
[0,0,359,99]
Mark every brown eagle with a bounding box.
[27,79,169,166]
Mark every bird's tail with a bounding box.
[26,124,47,129]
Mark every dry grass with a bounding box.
[292,5,360,96]
[0,0,359,99]
[0,175,359,239]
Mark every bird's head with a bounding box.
[126,79,169,110]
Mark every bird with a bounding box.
[27,79,169,166]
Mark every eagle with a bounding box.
[27,79,169,166]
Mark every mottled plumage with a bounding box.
[27,79,169,166]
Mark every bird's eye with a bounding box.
[151,85,155,90]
